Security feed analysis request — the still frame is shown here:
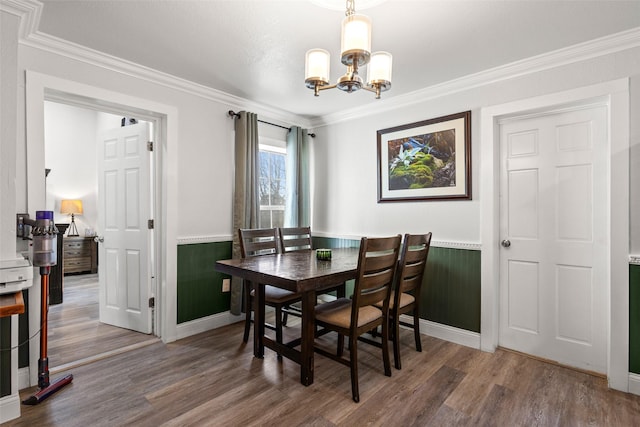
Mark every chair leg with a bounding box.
[275,306,283,344]
[242,282,252,343]
[337,333,344,357]
[413,310,422,352]
[392,314,401,370]
[282,307,289,327]
[381,319,392,377]
[349,335,360,403]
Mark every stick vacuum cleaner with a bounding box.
[22,211,73,405]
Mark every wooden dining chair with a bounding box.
[314,234,402,402]
[375,232,432,370]
[279,227,346,304]
[278,226,313,252]
[238,228,302,345]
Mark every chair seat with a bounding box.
[315,298,382,329]
[374,291,414,310]
[250,285,300,304]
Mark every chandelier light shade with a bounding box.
[340,14,371,66]
[305,49,331,86]
[367,51,392,88]
[305,0,392,99]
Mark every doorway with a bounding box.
[43,100,156,367]
[498,104,608,374]
[479,79,630,391]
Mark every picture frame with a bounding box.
[377,111,471,202]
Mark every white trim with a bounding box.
[25,70,179,387]
[629,374,640,396]
[177,235,233,245]
[312,27,640,128]
[8,1,640,129]
[480,79,630,392]
[177,232,481,250]
[630,255,640,265]
[411,316,481,350]
[17,367,30,390]
[176,311,243,340]
[0,394,20,424]
[16,19,310,129]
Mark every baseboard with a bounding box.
[176,311,243,340]
[0,393,21,423]
[18,367,30,389]
[399,315,481,349]
[629,373,640,396]
[177,312,480,349]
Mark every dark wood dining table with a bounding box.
[215,247,360,386]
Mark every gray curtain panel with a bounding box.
[230,111,259,315]
[284,126,311,227]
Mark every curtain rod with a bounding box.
[228,110,315,138]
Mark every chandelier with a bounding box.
[305,0,392,99]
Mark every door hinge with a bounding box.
[147,141,154,151]
[148,297,155,308]
[148,219,154,229]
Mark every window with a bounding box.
[259,145,286,228]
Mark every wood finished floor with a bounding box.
[47,274,157,370]
[9,309,640,426]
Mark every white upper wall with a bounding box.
[311,47,640,250]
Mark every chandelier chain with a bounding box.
[345,0,355,16]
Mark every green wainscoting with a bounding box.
[314,236,481,333]
[1,317,10,397]
[141,239,640,372]
[422,247,481,333]
[630,264,640,374]
[177,241,232,323]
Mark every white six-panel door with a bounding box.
[499,105,608,373]
[97,122,152,334]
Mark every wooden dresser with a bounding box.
[63,236,98,275]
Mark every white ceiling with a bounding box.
[37,0,640,121]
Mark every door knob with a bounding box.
[501,239,511,248]
[94,236,104,243]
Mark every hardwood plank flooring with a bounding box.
[47,274,157,370]
[8,317,640,426]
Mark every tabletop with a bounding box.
[215,247,360,293]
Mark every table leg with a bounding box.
[254,282,265,358]
[300,289,316,386]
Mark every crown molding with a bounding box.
[8,0,639,131]
[9,0,313,128]
[0,0,41,39]
[309,26,640,128]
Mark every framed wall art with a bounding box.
[377,111,471,202]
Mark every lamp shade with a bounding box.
[341,14,371,65]
[367,51,392,85]
[60,199,83,215]
[305,48,331,86]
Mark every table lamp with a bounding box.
[60,199,83,237]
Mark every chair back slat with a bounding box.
[239,228,280,258]
[352,235,402,322]
[279,227,312,252]
[396,233,432,296]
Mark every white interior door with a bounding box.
[97,122,152,334]
[499,105,608,373]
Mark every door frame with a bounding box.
[480,78,630,391]
[25,70,179,387]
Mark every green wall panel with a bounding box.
[177,241,232,324]
[0,317,10,397]
[630,264,640,374]
[315,237,481,333]
[422,247,481,333]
